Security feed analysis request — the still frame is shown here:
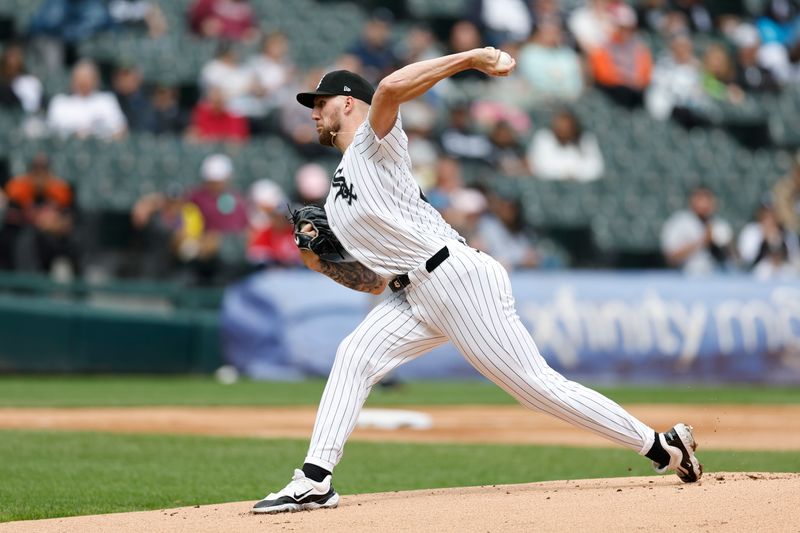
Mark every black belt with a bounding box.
[389,246,450,292]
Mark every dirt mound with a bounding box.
[1,473,796,533]
[1,405,799,450]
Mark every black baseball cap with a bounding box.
[296,70,374,108]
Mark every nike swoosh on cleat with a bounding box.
[293,488,314,500]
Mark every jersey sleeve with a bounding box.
[352,114,409,165]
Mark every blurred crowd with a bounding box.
[661,157,800,279]
[0,0,799,283]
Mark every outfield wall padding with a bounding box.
[0,296,221,373]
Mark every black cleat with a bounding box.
[653,423,703,483]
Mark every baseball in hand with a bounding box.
[497,51,514,70]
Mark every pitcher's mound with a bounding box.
[1,473,796,533]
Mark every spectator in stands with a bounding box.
[756,0,800,47]
[568,0,614,51]
[47,59,127,140]
[773,150,800,234]
[112,64,152,132]
[406,102,441,187]
[397,24,443,65]
[475,192,539,271]
[527,109,604,182]
[488,120,530,176]
[732,24,781,93]
[394,25,448,105]
[188,154,248,234]
[530,0,567,30]
[200,41,261,118]
[636,0,672,35]
[187,86,250,143]
[186,154,249,282]
[247,32,295,114]
[472,90,533,130]
[28,0,112,69]
[701,43,745,105]
[517,21,583,105]
[646,33,709,128]
[347,8,398,84]
[0,64,22,111]
[661,185,734,275]
[144,84,188,135]
[108,0,168,38]
[737,202,800,279]
[130,183,206,279]
[671,0,714,34]
[0,154,79,274]
[754,0,800,85]
[188,0,259,42]
[293,163,330,206]
[247,179,301,267]
[438,104,493,162]
[0,43,43,114]
[448,20,488,82]
[425,157,465,213]
[445,187,487,245]
[469,0,533,46]
[588,4,653,108]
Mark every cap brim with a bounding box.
[296,91,337,108]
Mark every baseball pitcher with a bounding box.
[252,47,702,514]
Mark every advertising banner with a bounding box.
[221,271,800,383]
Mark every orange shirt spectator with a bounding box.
[1,154,79,273]
[6,173,71,211]
[5,154,73,229]
[588,5,652,108]
[589,41,652,89]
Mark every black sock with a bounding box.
[302,463,331,482]
[644,431,670,467]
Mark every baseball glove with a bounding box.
[290,204,354,263]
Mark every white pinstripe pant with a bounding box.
[305,242,655,471]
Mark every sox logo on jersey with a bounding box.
[332,168,357,205]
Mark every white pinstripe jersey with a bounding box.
[325,115,462,278]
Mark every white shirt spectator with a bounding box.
[661,210,733,275]
[200,58,252,96]
[47,91,127,138]
[480,0,532,42]
[200,58,259,116]
[568,2,613,50]
[248,54,291,95]
[476,214,537,270]
[737,221,800,278]
[527,129,604,182]
[646,56,706,120]
[645,35,706,120]
[12,75,43,113]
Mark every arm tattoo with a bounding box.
[318,260,385,293]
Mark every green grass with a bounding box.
[1,429,798,522]
[1,376,799,408]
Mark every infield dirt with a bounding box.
[0,404,799,450]
[1,473,796,533]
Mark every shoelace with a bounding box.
[285,470,316,494]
